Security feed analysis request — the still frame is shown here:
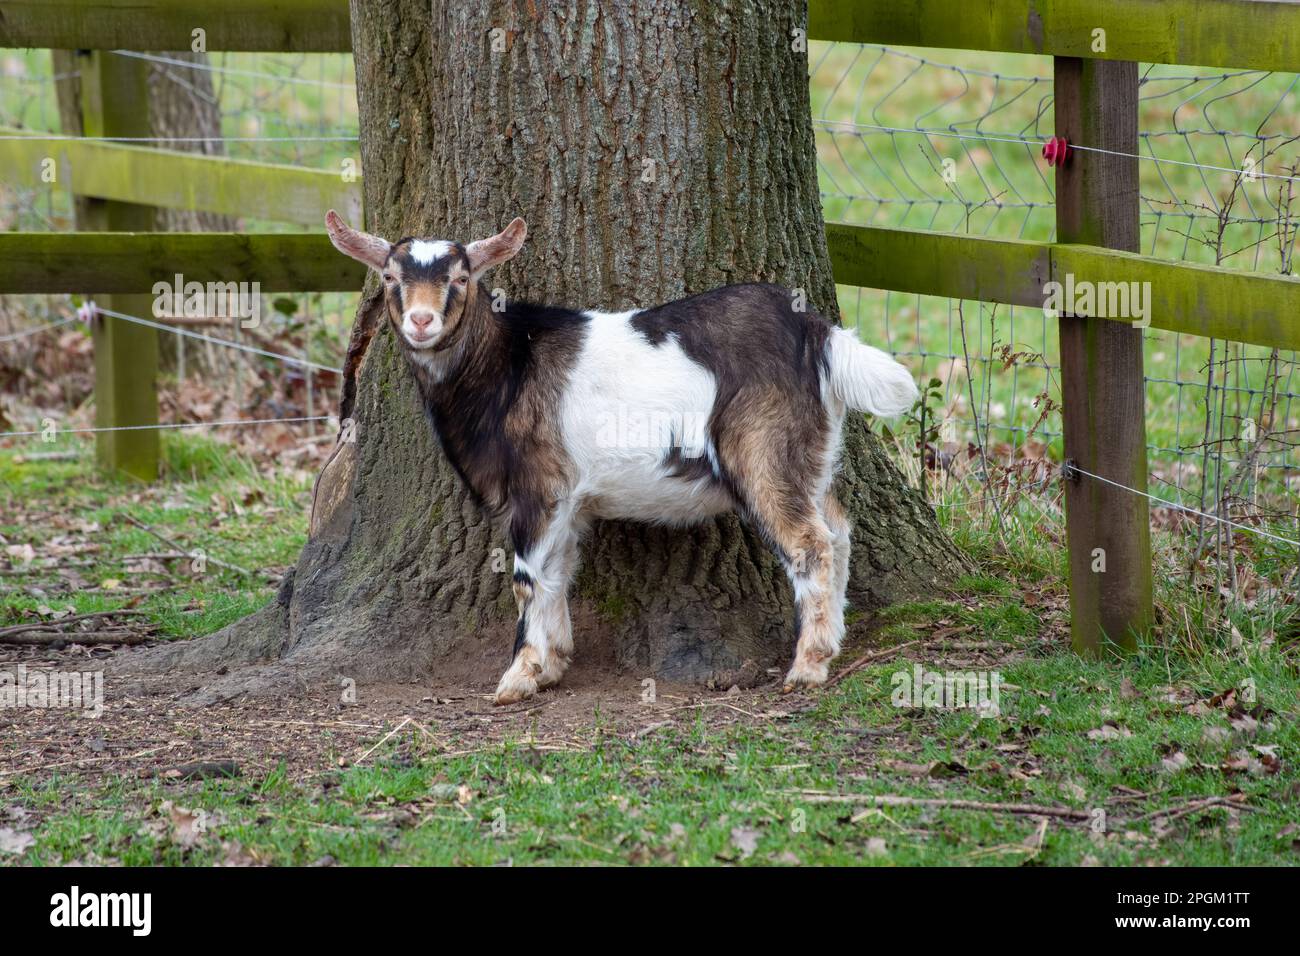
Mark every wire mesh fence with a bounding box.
[0,49,362,437]
[2,44,1297,566]
[812,43,1300,552]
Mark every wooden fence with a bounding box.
[2,0,1299,658]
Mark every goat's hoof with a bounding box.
[536,657,570,690]
[493,677,538,706]
[494,646,546,704]
[782,659,830,692]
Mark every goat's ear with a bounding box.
[325,209,390,272]
[466,217,527,278]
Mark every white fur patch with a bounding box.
[825,327,919,417]
[409,240,454,266]
[559,311,732,525]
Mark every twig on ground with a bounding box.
[352,716,439,766]
[0,630,153,646]
[1132,795,1259,823]
[121,514,259,579]
[788,790,1093,821]
[0,610,147,640]
[824,641,920,689]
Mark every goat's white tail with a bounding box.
[824,327,919,417]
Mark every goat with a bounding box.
[325,211,919,704]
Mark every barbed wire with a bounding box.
[0,416,334,440]
[927,459,1297,547]
[86,304,342,374]
[814,119,1300,185]
[1067,463,1300,548]
[0,317,77,343]
[110,50,355,89]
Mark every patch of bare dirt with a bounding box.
[0,643,802,789]
[1,608,1043,792]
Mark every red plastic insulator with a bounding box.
[1042,136,1071,167]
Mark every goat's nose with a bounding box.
[408,311,435,331]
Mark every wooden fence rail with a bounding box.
[0,233,365,292]
[806,0,1300,73]
[7,227,1298,351]
[0,128,361,226]
[0,0,351,51]
[824,225,1300,353]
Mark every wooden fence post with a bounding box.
[76,49,159,480]
[1053,57,1154,656]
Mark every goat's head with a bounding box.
[325,211,527,351]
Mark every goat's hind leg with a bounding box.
[742,489,843,691]
[823,491,851,616]
[780,510,843,690]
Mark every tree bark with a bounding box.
[120,0,966,702]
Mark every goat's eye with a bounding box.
[455,275,468,285]
[382,273,395,283]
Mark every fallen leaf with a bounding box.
[1160,751,1190,774]
[161,801,206,849]
[1201,726,1231,745]
[730,826,761,860]
[1061,780,1087,801]
[0,828,35,855]
[1228,711,1259,735]
[1087,722,1133,741]
[4,543,35,565]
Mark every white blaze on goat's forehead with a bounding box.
[408,240,456,266]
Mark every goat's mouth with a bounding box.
[403,329,441,348]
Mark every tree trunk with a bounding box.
[121,0,965,702]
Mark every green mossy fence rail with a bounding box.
[805,0,1300,74]
[0,233,365,292]
[0,128,362,226]
[824,225,1300,354]
[0,0,351,51]
[2,0,1298,656]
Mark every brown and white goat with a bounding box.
[325,211,918,704]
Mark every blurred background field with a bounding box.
[811,43,1300,516]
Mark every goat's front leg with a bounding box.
[494,501,581,705]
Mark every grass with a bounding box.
[3,442,1297,866]
[0,432,306,640]
[8,597,1297,866]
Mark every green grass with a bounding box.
[9,595,1297,866]
[0,433,308,639]
[4,446,1297,866]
